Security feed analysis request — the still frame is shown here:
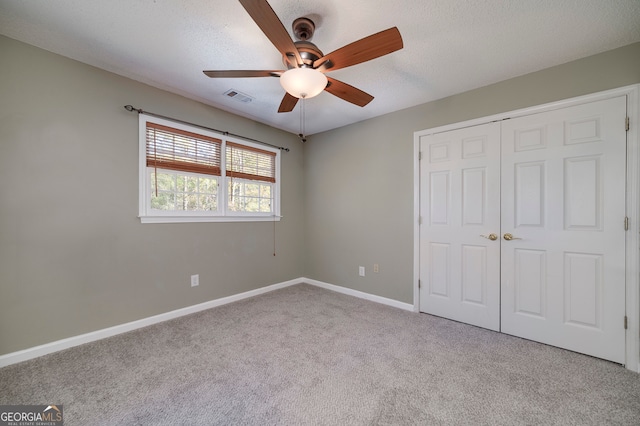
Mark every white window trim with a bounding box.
[138,114,281,223]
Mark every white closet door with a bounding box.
[500,96,627,363]
[419,122,501,331]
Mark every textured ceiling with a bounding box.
[1,0,639,135]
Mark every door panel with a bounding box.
[419,122,501,331]
[461,244,487,305]
[429,243,450,297]
[514,161,546,227]
[430,171,450,225]
[563,252,601,327]
[564,156,601,230]
[514,248,547,318]
[500,96,627,363]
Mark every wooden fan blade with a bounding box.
[239,0,303,67]
[203,70,283,78]
[325,77,374,107]
[313,27,403,72]
[278,92,299,113]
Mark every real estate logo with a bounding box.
[0,405,63,426]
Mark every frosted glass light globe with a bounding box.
[279,68,327,99]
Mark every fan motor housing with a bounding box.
[282,17,324,68]
[284,41,323,68]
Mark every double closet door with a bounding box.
[418,96,627,363]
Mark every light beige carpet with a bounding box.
[1,284,639,425]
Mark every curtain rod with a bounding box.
[124,105,289,152]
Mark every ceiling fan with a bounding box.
[203,0,403,113]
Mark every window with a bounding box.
[139,115,280,223]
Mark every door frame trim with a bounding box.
[413,84,640,372]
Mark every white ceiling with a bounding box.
[1,0,639,135]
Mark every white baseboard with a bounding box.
[302,278,414,311]
[0,278,303,368]
[0,277,411,368]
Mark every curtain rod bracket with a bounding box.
[124,105,143,113]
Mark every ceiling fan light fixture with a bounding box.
[279,67,327,99]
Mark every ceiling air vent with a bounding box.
[224,89,254,103]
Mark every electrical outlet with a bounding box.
[191,274,199,287]
[359,266,365,277]
[373,263,379,273]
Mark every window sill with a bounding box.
[139,215,282,224]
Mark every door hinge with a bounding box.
[624,216,629,231]
[418,279,421,289]
[624,315,628,330]
[419,151,423,161]
[419,216,422,225]
[625,116,630,132]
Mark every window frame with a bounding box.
[138,114,281,223]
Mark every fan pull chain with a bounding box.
[298,95,307,142]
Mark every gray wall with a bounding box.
[304,42,640,304]
[0,36,305,355]
[2,34,640,356]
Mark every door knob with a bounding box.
[503,233,522,241]
[480,233,498,241]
